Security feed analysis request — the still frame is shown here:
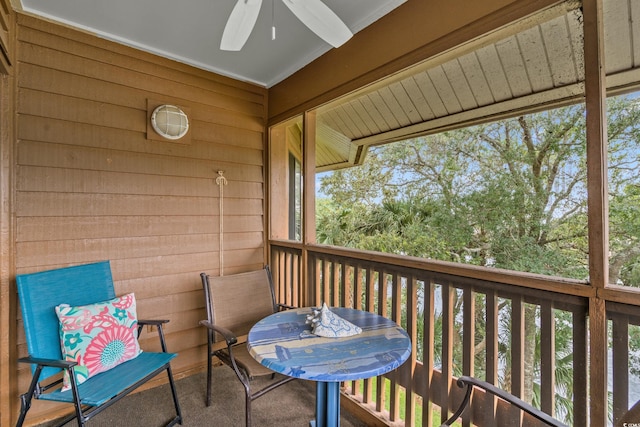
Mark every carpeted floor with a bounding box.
[36,367,367,427]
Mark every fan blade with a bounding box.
[220,0,263,51]
[282,0,352,48]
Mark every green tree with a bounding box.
[316,95,640,422]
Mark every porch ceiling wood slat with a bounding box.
[357,95,389,132]
[415,70,449,116]
[388,80,423,124]
[476,44,514,103]
[516,26,554,93]
[458,52,495,107]
[378,85,413,127]
[368,91,401,130]
[428,65,464,115]
[604,0,634,73]
[400,76,436,121]
[341,101,372,137]
[494,35,533,98]
[348,99,382,135]
[328,105,358,138]
[441,58,478,111]
[541,15,581,87]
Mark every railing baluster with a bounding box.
[540,303,555,416]
[349,263,364,401]
[485,291,498,426]
[339,263,347,307]
[375,270,389,415]
[362,265,373,404]
[405,274,417,426]
[441,282,454,424]
[421,276,434,427]
[322,258,330,304]
[284,251,292,305]
[389,271,402,423]
[366,267,376,312]
[573,308,587,427]
[511,295,525,427]
[612,313,629,425]
[462,288,475,427]
[293,251,300,306]
[355,263,363,310]
[312,256,321,306]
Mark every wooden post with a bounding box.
[583,0,609,424]
[302,111,316,307]
[0,3,15,422]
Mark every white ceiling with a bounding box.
[18,0,406,88]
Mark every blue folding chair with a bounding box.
[16,261,182,427]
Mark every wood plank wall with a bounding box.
[12,12,267,425]
[0,1,15,425]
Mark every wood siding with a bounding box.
[11,12,267,425]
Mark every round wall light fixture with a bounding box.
[150,104,189,140]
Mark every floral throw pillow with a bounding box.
[55,293,142,391]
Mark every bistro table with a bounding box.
[247,307,412,427]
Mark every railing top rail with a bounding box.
[271,240,640,307]
[270,241,591,293]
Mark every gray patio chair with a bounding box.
[199,266,296,427]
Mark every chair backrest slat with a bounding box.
[204,267,276,339]
[16,261,116,381]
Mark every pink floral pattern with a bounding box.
[55,293,142,391]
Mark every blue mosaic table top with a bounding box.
[247,307,412,382]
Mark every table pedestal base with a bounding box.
[310,381,341,427]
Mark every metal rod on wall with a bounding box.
[216,171,227,275]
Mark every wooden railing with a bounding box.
[608,300,640,426]
[270,240,640,426]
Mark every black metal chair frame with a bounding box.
[442,376,567,427]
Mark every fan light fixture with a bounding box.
[221,0,353,51]
[150,104,189,140]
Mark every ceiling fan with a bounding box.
[221,0,353,51]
